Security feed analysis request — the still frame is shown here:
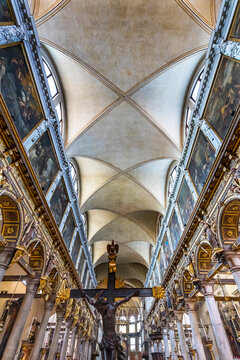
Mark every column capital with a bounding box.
[200,281,215,297]
[225,251,240,271]
[26,277,40,294]
[162,328,168,335]
[184,298,197,312]
[56,303,67,321]
[44,295,56,312]
[0,246,15,271]
[168,321,176,329]
[65,316,74,328]
[174,311,184,322]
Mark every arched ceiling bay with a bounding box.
[30,0,221,287]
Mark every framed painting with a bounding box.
[162,234,172,268]
[71,234,81,265]
[62,209,76,249]
[177,177,196,226]
[204,56,240,139]
[78,250,85,273]
[169,209,182,251]
[29,131,59,195]
[0,1,14,25]
[0,44,44,139]
[188,130,216,195]
[159,253,165,281]
[228,2,240,42]
[50,177,68,226]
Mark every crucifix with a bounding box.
[70,241,165,360]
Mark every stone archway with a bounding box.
[0,194,21,244]
[0,193,21,281]
[196,242,212,278]
[219,198,240,249]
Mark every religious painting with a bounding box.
[204,56,240,139]
[78,250,85,274]
[177,177,196,227]
[62,209,76,249]
[0,1,14,24]
[29,131,59,195]
[50,177,68,226]
[159,253,165,281]
[161,234,172,268]
[188,130,216,195]
[71,234,81,265]
[169,209,182,251]
[0,45,44,139]
[229,2,240,41]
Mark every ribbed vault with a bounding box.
[29,0,221,287]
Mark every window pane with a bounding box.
[129,323,135,333]
[119,325,126,333]
[139,337,142,351]
[48,75,58,98]
[55,103,62,121]
[137,322,141,332]
[130,338,136,351]
[43,60,51,76]
[191,79,201,101]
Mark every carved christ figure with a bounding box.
[80,289,138,360]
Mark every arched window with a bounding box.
[69,161,78,194]
[41,49,65,137]
[184,67,204,138]
[167,163,177,198]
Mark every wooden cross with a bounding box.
[70,240,165,302]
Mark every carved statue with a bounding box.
[21,220,38,247]
[81,289,137,360]
[55,279,70,305]
[203,221,221,249]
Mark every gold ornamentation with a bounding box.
[109,259,116,273]
[72,303,80,326]
[55,279,71,305]
[65,298,73,318]
[37,276,53,300]
[152,286,165,299]
[9,245,28,266]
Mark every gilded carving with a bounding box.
[55,279,70,305]
[152,286,165,299]
[9,245,29,266]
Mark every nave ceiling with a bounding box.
[28,0,221,287]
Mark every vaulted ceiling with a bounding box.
[28,0,221,287]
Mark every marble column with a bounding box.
[60,317,73,360]
[225,252,240,292]
[163,328,170,360]
[185,299,206,360]
[169,323,178,360]
[73,333,81,360]
[201,282,233,360]
[175,311,190,360]
[2,277,39,360]
[0,247,15,282]
[48,304,66,360]
[69,325,78,359]
[29,296,55,360]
